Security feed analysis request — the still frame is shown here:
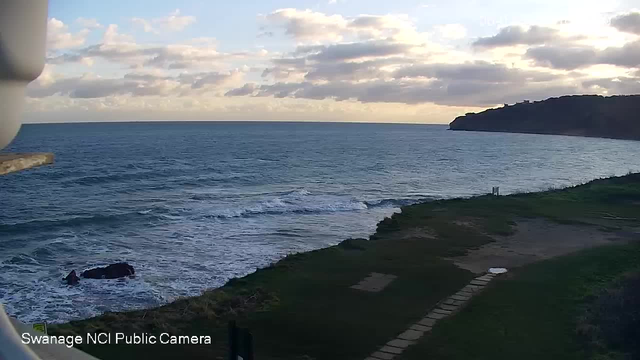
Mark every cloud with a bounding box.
[394,61,557,83]
[583,77,640,94]
[526,40,640,69]
[227,76,579,107]
[132,9,196,34]
[264,9,421,43]
[47,18,89,50]
[229,58,569,107]
[473,25,560,48]
[48,37,261,71]
[76,17,102,29]
[32,7,640,122]
[224,83,258,96]
[611,11,640,35]
[265,8,348,41]
[103,24,135,44]
[28,70,243,99]
[435,24,467,40]
[299,41,413,61]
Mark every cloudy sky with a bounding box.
[27,0,640,123]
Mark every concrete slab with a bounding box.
[350,273,397,292]
[410,324,432,331]
[470,280,489,286]
[451,294,471,301]
[380,346,403,354]
[371,351,396,359]
[440,304,458,311]
[387,339,414,348]
[426,312,447,320]
[432,308,452,315]
[418,317,437,326]
[397,329,424,341]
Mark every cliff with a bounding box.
[449,95,640,140]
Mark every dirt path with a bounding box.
[451,218,638,274]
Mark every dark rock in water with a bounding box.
[81,262,135,279]
[63,270,80,285]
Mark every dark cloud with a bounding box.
[227,59,575,107]
[526,41,640,69]
[473,25,559,48]
[583,77,640,94]
[304,58,405,81]
[393,61,558,83]
[28,71,240,98]
[47,43,249,69]
[525,46,598,70]
[224,83,257,96]
[28,77,151,98]
[301,41,412,62]
[611,12,640,35]
[250,79,579,107]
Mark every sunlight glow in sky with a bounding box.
[26,0,640,124]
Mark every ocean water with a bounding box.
[2,122,640,323]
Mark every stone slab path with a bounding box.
[364,272,501,359]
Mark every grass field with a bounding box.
[50,173,640,359]
[399,242,640,360]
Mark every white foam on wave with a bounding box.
[1,266,166,324]
[206,189,368,218]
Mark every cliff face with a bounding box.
[449,95,640,140]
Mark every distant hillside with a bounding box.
[449,95,640,141]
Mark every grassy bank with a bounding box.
[399,242,640,360]
[51,173,640,359]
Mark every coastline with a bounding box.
[50,173,640,359]
[448,128,640,142]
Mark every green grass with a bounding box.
[400,243,640,360]
[49,173,640,360]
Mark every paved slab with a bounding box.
[427,312,448,320]
[350,273,397,292]
[398,329,425,341]
[371,351,396,359]
[464,285,483,292]
[380,346,403,354]
[387,339,414,348]
[432,308,452,315]
[418,317,437,326]
[364,271,500,360]
[470,279,489,286]
[440,304,458,311]
[410,324,432,331]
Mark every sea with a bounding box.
[2,122,640,323]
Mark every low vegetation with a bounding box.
[450,94,640,140]
[399,243,640,360]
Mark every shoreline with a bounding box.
[449,128,640,142]
[50,173,640,359]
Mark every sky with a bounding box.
[25,0,640,124]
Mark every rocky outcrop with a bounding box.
[63,270,80,285]
[81,263,135,279]
[449,95,640,141]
